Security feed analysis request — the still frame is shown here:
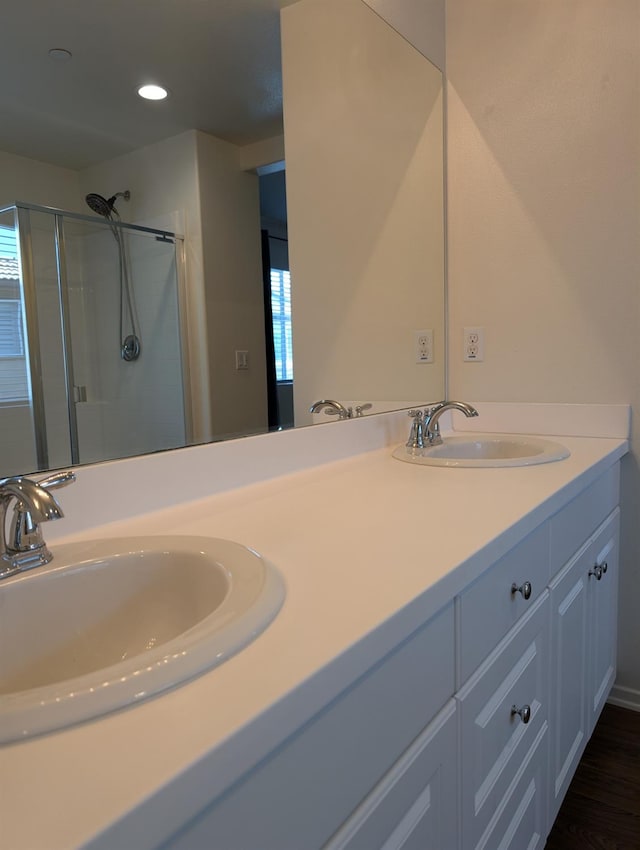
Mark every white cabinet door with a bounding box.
[548,507,620,824]
[548,540,589,825]
[586,509,620,734]
[323,700,458,850]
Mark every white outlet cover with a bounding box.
[463,327,484,362]
[415,329,434,363]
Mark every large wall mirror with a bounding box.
[0,0,445,477]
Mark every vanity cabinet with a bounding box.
[162,603,456,850]
[548,506,619,824]
[454,463,620,850]
[160,464,621,850]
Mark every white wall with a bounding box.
[196,131,268,440]
[282,0,445,426]
[446,0,640,704]
[363,0,446,70]
[0,149,82,211]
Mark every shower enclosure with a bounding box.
[0,202,191,475]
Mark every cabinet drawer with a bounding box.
[457,524,549,685]
[478,724,548,850]
[323,700,457,850]
[458,593,549,850]
[162,604,455,850]
[549,463,619,574]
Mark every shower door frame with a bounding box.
[1,201,191,471]
[14,206,49,470]
[53,212,81,465]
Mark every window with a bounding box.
[270,268,293,382]
[0,226,29,403]
[0,299,24,357]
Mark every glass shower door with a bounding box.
[0,204,189,477]
[60,214,188,466]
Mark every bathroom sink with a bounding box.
[393,434,570,467]
[0,536,285,743]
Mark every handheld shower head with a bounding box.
[85,190,131,219]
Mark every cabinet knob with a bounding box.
[511,581,532,600]
[589,565,603,581]
[511,704,531,724]
[601,561,608,574]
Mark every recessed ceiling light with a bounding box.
[137,84,169,101]
[49,48,72,61]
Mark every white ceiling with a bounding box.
[2,0,299,170]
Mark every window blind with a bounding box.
[270,268,293,382]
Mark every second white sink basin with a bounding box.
[0,536,285,743]
[393,434,570,467]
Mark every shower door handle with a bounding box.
[73,385,87,403]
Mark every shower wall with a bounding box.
[72,222,186,464]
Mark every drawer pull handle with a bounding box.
[589,565,603,581]
[511,581,532,600]
[511,704,531,724]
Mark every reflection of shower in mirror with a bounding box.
[85,191,130,220]
[85,190,141,362]
[0,201,188,475]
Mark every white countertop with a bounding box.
[0,412,629,850]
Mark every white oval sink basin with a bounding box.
[0,536,285,743]
[393,434,570,467]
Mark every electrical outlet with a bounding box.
[463,327,484,362]
[415,329,434,363]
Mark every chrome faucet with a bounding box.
[406,409,425,449]
[423,401,479,445]
[309,399,353,420]
[0,470,75,578]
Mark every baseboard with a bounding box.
[607,684,640,712]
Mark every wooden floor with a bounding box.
[545,703,640,850]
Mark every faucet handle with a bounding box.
[37,470,76,492]
[424,400,446,415]
[355,403,372,417]
[406,409,425,449]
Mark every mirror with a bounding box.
[0,0,445,476]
